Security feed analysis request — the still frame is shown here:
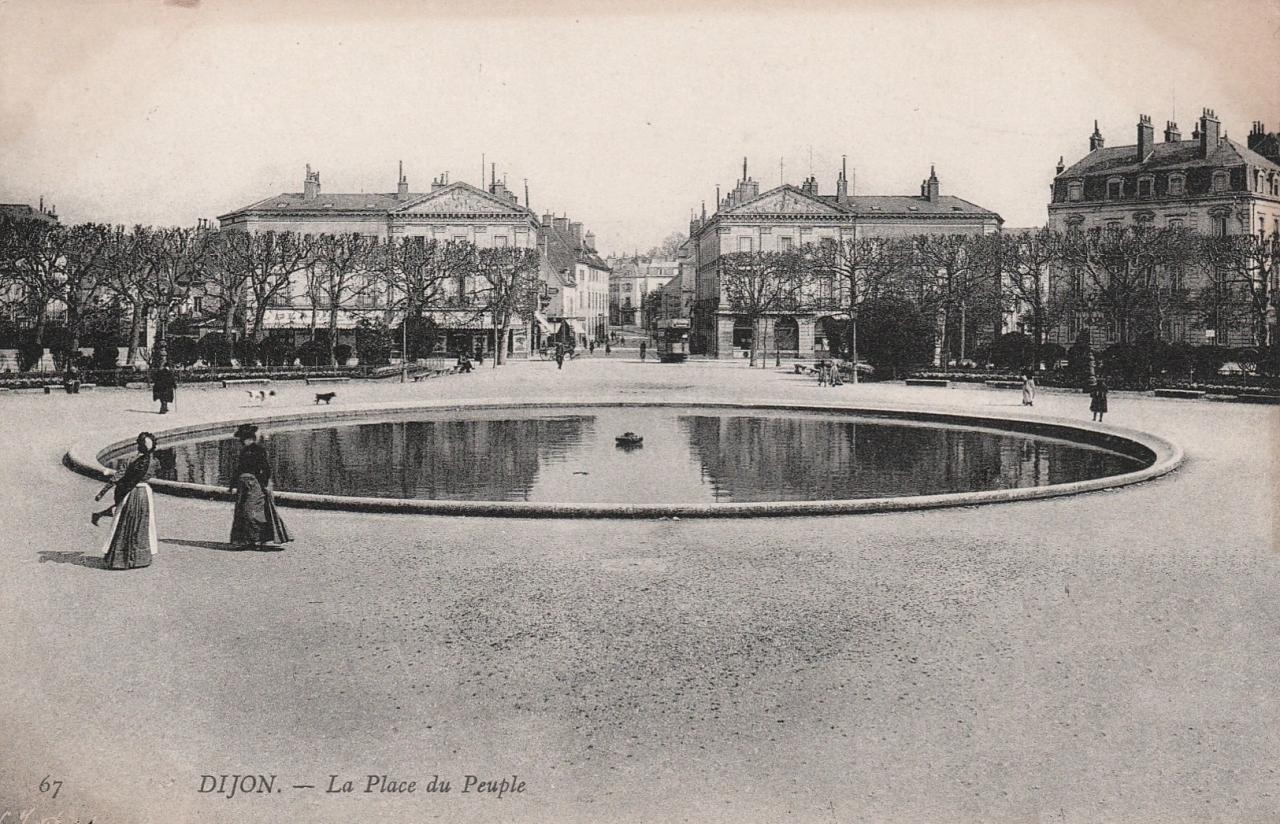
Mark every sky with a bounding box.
[1,0,1276,255]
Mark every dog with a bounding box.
[246,389,276,404]
[314,391,337,405]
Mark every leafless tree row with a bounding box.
[716,225,1280,368]
[0,216,543,368]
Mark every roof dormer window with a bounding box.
[1137,176,1154,199]
[1067,181,1083,202]
[1107,178,1124,199]
[1168,174,1185,197]
[1211,171,1229,193]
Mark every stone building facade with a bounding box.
[216,165,547,356]
[688,159,1002,359]
[1048,110,1280,347]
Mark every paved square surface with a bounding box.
[2,360,1277,823]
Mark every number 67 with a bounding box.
[39,775,62,799]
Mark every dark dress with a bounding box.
[230,443,292,547]
[102,454,156,569]
[152,368,176,404]
[1090,383,1109,413]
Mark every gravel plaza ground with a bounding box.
[1,357,1277,824]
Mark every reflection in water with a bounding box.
[156,407,1144,504]
[677,415,1132,502]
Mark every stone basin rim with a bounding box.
[64,398,1184,519]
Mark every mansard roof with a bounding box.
[1058,138,1280,179]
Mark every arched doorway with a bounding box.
[732,316,754,352]
[774,316,799,356]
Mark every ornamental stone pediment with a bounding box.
[726,186,841,216]
[395,184,526,216]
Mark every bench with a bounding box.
[905,378,949,387]
[42,384,63,394]
[221,378,272,387]
[1153,388,1205,399]
[985,380,1023,389]
[305,376,350,385]
[1235,393,1280,405]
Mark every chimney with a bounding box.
[584,230,596,251]
[1136,114,1154,162]
[1055,156,1066,175]
[925,165,940,203]
[836,155,848,205]
[800,175,819,196]
[553,216,571,236]
[397,160,409,199]
[542,212,555,227]
[1089,120,1105,152]
[569,222,583,246]
[1164,120,1182,143]
[1199,108,1221,158]
[431,174,447,191]
[303,164,321,200]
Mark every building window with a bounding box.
[1107,178,1123,199]
[494,235,508,247]
[1212,171,1229,193]
[1065,215,1085,231]
[1137,177,1153,198]
[1259,171,1267,192]
[192,297,203,314]
[779,236,794,252]
[1168,174,1185,196]
[1067,181,1083,202]
[1168,218,1184,230]
[738,236,753,253]
[1211,213,1228,237]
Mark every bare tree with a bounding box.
[309,233,382,365]
[1200,232,1279,347]
[809,237,901,378]
[472,246,541,365]
[211,230,316,342]
[718,249,807,367]
[115,225,213,363]
[909,234,988,366]
[998,229,1070,368]
[1061,225,1192,345]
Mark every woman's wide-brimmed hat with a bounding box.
[233,423,259,441]
[136,431,157,453]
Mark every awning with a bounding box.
[567,319,588,335]
[533,312,557,334]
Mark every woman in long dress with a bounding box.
[229,424,292,550]
[1021,370,1036,406]
[95,431,159,570]
[1090,378,1109,422]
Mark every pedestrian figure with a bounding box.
[830,362,843,386]
[555,344,565,370]
[1022,369,1036,406]
[229,424,292,551]
[64,361,82,394]
[817,362,828,386]
[152,361,176,414]
[605,341,612,355]
[474,344,484,366]
[94,431,159,570]
[1090,378,1109,422]
[457,353,473,373]
[589,340,595,354]
[639,341,647,361]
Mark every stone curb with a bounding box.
[64,398,1184,520]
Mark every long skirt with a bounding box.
[102,483,157,570]
[230,474,292,547]
[1022,383,1035,405]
